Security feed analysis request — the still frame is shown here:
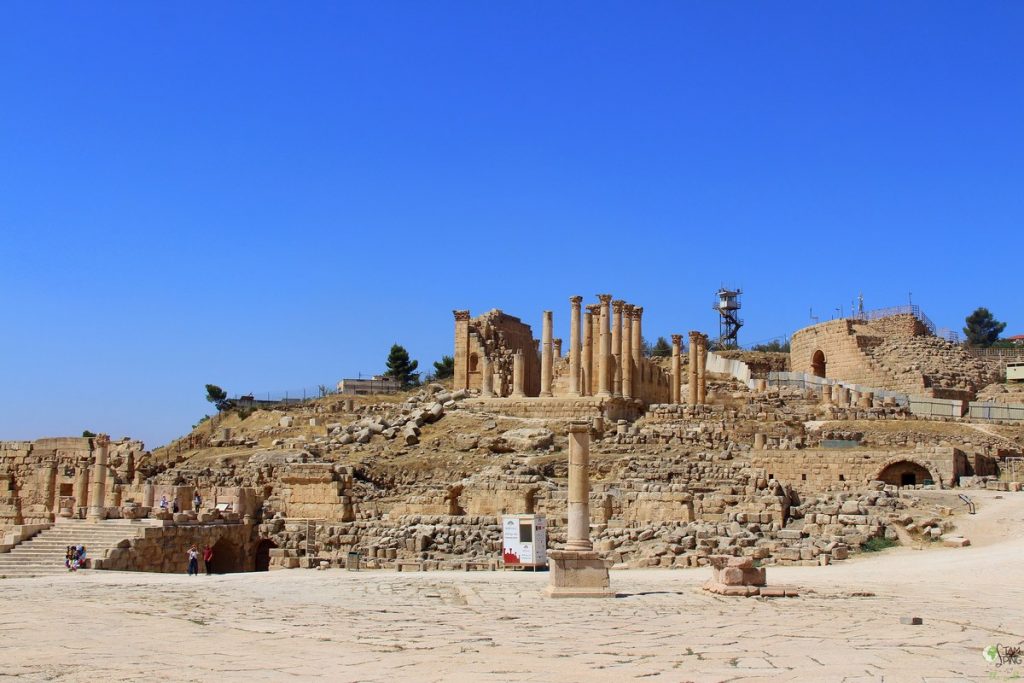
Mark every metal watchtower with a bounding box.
[713,287,743,349]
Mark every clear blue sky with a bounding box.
[2,3,1021,447]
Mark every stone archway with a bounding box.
[210,537,244,574]
[811,350,827,378]
[877,460,934,487]
[255,539,277,572]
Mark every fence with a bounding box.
[967,402,1024,422]
[854,304,936,335]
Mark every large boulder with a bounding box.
[499,428,554,451]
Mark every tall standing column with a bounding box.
[631,306,643,398]
[87,434,110,520]
[688,331,700,404]
[480,352,494,397]
[540,311,554,397]
[511,350,526,397]
[621,304,634,399]
[74,467,89,511]
[453,310,471,391]
[588,305,601,395]
[697,334,707,405]
[566,422,593,551]
[568,296,582,397]
[597,295,612,397]
[611,300,624,397]
[671,334,683,404]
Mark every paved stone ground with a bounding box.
[1,491,1023,682]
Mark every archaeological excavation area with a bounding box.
[2,296,1023,680]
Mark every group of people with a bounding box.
[157,493,203,514]
[64,545,87,571]
[187,544,214,576]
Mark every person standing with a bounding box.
[187,545,199,576]
[203,544,214,575]
[193,493,202,514]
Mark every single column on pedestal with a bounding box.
[480,352,494,397]
[697,334,707,405]
[621,304,634,399]
[553,338,562,359]
[611,300,624,397]
[511,350,526,398]
[688,331,700,404]
[671,334,683,404]
[540,311,554,397]
[568,296,583,397]
[596,295,612,397]
[545,421,614,598]
[631,307,643,398]
[88,434,111,520]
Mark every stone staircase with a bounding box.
[0,519,155,578]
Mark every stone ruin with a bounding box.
[1,295,1022,580]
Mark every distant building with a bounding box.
[1006,335,1024,346]
[336,376,401,395]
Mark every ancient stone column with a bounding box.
[671,334,683,404]
[480,352,494,397]
[39,463,57,514]
[697,335,707,405]
[540,311,554,397]
[597,294,612,397]
[566,422,593,552]
[754,433,766,450]
[621,305,633,399]
[143,483,155,508]
[688,331,700,404]
[452,310,471,391]
[545,421,614,599]
[568,296,583,397]
[588,305,601,395]
[553,338,562,358]
[582,305,595,396]
[511,350,526,398]
[632,307,643,397]
[88,434,111,520]
[74,467,89,511]
[611,300,624,397]
[820,383,832,404]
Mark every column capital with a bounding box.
[689,330,702,343]
[569,295,583,307]
[453,310,471,322]
[95,434,111,448]
[671,334,683,345]
[633,306,643,318]
[596,293,612,305]
[568,421,590,434]
[623,303,635,316]
[611,299,624,312]
[585,304,600,315]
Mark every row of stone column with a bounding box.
[666,331,710,406]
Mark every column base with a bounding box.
[544,549,615,599]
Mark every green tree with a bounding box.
[963,308,1006,348]
[385,344,420,388]
[82,430,96,438]
[432,355,455,380]
[651,336,672,358]
[751,339,791,353]
[205,384,232,411]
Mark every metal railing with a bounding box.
[853,304,936,335]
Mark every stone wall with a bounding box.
[749,447,966,490]
[94,522,257,573]
[454,309,539,396]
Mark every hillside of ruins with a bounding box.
[2,295,1021,579]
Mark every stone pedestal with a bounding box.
[544,549,615,598]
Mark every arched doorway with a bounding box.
[811,350,826,378]
[211,538,243,573]
[877,461,933,487]
[255,539,277,572]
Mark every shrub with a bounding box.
[861,536,898,552]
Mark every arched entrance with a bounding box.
[877,461,933,487]
[811,350,827,378]
[211,538,244,573]
[255,539,277,572]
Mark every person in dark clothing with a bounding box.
[203,544,214,575]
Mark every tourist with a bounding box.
[193,492,202,513]
[65,546,75,571]
[187,545,199,576]
[203,544,213,575]
[77,544,87,568]
[159,495,168,510]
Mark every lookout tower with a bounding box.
[713,287,743,349]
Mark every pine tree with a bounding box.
[651,337,672,358]
[432,355,454,380]
[963,308,1006,348]
[385,344,420,387]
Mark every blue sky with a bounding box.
[1,3,1021,447]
